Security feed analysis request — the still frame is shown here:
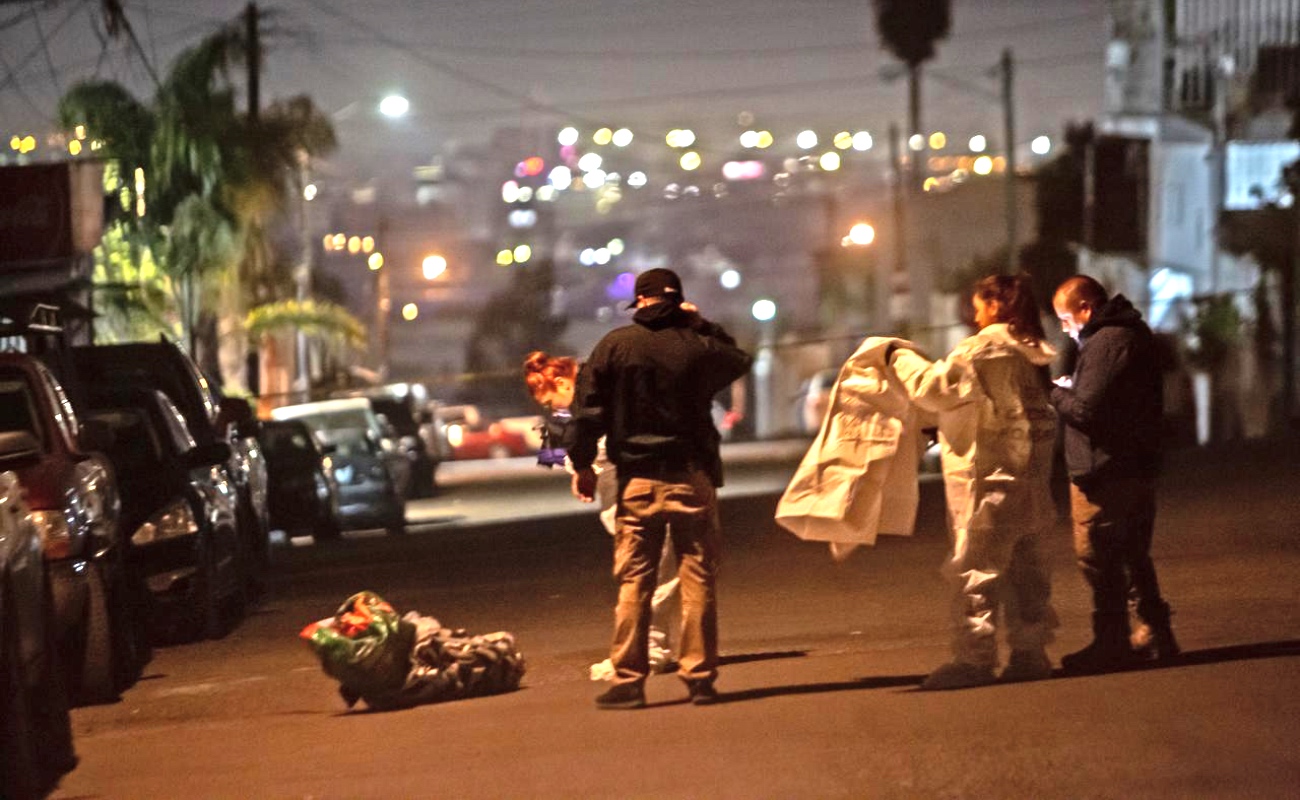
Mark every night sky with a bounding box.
[1,0,1108,174]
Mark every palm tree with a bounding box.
[873,0,951,169]
[58,14,336,387]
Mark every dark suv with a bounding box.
[70,339,267,595]
[0,353,147,704]
[82,388,244,640]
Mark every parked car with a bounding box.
[336,387,439,499]
[444,417,532,460]
[70,339,269,593]
[81,388,244,641]
[269,399,405,535]
[0,353,147,705]
[256,419,341,543]
[0,456,77,800]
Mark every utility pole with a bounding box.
[376,216,391,380]
[888,122,908,327]
[245,2,260,123]
[1001,47,1017,274]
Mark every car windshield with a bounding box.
[314,426,375,457]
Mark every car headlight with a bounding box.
[446,423,464,448]
[31,509,77,559]
[132,499,199,546]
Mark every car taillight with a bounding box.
[132,499,199,546]
[31,509,76,559]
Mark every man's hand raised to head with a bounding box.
[571,467,597,503]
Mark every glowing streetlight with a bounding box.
[378,94,409,118]
[1031,135,1052,155]
[368,252,385,270]
[401,303,419,321]
[973,155,994,175]
[796,130,818,150]
[751,298,777,322]
[845,222,876,247]
[422,254,447,279]
[969,134,987,152]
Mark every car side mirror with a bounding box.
[78,419,115,454]
[184,441,232,468]
[0,430,42,462]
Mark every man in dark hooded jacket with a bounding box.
[570,267,752,709]
[1050,275,1179,674]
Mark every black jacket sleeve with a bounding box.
[568,342,611,472]
[1051,327,1132,433]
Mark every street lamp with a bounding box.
[378,93,409,118]
[422,254,447,280]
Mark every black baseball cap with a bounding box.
[627,267,684,308]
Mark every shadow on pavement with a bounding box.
[719,649,808,667]
[1052,638,1300,681]
[718,673,925,704]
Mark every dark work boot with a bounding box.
[1060,613,1138,675]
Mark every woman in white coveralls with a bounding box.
[889,274,1059,690]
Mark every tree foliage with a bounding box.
[872,0,951,67]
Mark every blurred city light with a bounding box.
[536,185,557,202]
[579,248,596,266]
[819,152,841,171]
[833,131,853,150]
[1031,135,1052,155]
[722,160,764,181]
[362,236,375,253]
[74,124,86,140]
[509,209,538,228]
[548,166,573,190]
[558,127,579,146]
[378,94,409,118]
[594,247,611,265]
[368,252,384,270]
[923,177,940,191]
[401,303,418,321]
[513,244,532,263]
[679,151,702,171]
[796,130,818,150]
[929,131,947,150]
[517,186,534,202]
[720,269,741,290]
[422,254,447,279]
[593,127,613,145]
[752,298,777,322]
[666,129,696,147]
[584,169,608,188]
[969,134,987,152]
[348,236,362,254]
[852,131,873,151]
[756,130,774,148]
[973,155,994,175]
[303,183,318,201]
[502,180,520,203]
[68,140,82,156]
[332,233,346,250]
[908,134,924,151]
[578,152,603,172]
[496,249,514,266]
[739,130,759,148]
[628,171,648,187]
[608,238,625,255]
[613,128,634,147]
[846,222,875,246]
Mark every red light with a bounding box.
[523,156,545,177]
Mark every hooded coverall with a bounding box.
[891,323,1059,668]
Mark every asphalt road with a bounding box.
[49,438,1300,799]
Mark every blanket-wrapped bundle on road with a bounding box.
[300,591,526,710]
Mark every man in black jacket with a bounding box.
[1050,275,1179,674]
[570,268,752,709]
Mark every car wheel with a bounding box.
[106,561,149,693]
[188,534,225,642]
[74,566,118,706]
[312,511,342,543]
[34,578,76,784]
[1,589,41,800]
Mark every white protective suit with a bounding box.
[776,337,933,559]
[891,323,1059,668]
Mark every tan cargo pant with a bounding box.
[609,467,721,688]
